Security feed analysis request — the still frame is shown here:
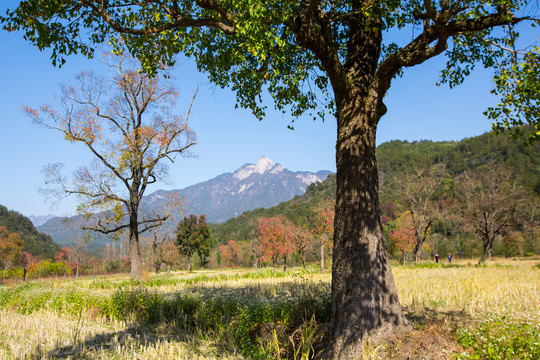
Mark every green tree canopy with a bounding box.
[175,214,215,270]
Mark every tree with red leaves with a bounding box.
[55,246,74,276]
[20,252,39,281]
[88,257,102,278]
[0,226,24,283]
[220,240,241,268]
[257,216,295,271]
[290,224,313,269]
[389,227,416,265]
[312,199,335,271]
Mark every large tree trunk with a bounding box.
[413,239,422,263]
[481,235,494,262]
[324,96,409,358]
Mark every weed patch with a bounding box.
[456,315,540,359]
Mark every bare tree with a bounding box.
[459,166,528,262]
[149,227,175,274]
[398,168,446,262]
[520,202,540,255]
[25,55,196,280]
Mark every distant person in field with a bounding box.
[448,254,452,263]
[435,254,440,263]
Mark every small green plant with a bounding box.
[456,315,540,359]
[290,314,323,360]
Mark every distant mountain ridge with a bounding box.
[28,214,57,227]
[146,156,332,223]
[37,156,332,247]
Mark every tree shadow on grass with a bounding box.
[36,281,332,359]
[36,322,218,359]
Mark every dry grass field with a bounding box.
[0,259,538,359]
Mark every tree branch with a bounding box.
[376,6,529,97]
[80,0,236,35]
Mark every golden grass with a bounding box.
[0,309,242,359]
[393,260,539,318]
[0,259,538,359]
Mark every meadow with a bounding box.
[0,258,538,359]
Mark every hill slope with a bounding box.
[0,205,59,259]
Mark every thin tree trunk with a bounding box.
[153,240,161,274]
[320,235,325,272]
[283,256,287,272]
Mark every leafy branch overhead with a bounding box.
[2,1,538,137]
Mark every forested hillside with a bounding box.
[211,129,539,260]
[377,128,539,195]
[0,205,59,259]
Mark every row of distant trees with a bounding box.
[2,161,537,281]
[384,164,538,264]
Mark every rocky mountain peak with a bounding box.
[255,156,275,173]
[233,156,283,180]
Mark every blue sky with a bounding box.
[0,2,522,218]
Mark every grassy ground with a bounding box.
[0,258,538,359]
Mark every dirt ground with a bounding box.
[377,306,472,360]
[381,320,466,359]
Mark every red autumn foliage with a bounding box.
[389,226,416,264]
[257,216,295,270]
[220,240,241,268]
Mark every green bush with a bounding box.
[108,281,330,359]
[405,262,441,269]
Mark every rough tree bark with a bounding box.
[324,91,409,357]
